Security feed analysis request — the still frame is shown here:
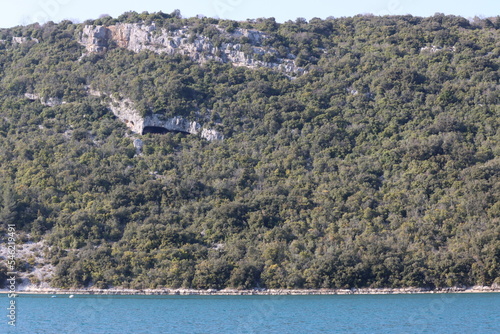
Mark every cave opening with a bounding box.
[142,126,189,135]
[142,126,170,135]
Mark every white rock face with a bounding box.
[80,26,111,52]
[144,115,199,134]
[107,97,145,133]
[11,37,39,44]
[24,93,66,106]
[104,94,223,141]
[78,23,303,74]
[25,93,40,100]
[133,138,144,154]
[12,37,28,44]
[201,128,225,141]
[44,97,66,107]
[420,45,456,53]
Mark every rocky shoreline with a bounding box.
[2,285,499,296]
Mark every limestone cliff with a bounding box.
[79,23,303,74]
[90,90,223,141]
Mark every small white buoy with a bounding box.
[69,295,74,298]
[51,295,56,298]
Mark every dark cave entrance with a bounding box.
[142,126,190,135]
[142,126,171,135]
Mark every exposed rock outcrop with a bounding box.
[94,91,223,141]
[25,93,66,106]
[12,37,39,44]
[420,45,456,53]
[79,26,110,52]
[133,138,143,154]
[25,87,223,141]
[12,36,29,44]
[79,23,303,74]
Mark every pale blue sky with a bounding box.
[0,0,499,28]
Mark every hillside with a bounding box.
[0,11,499,290]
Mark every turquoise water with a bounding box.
[2,293,499,333]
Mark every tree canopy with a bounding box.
[0,13,499,290]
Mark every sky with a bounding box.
[0,0,499,28]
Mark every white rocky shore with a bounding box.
[3,285,499,296]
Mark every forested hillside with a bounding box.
[0,12,499,289]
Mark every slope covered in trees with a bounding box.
[0,12,499,289]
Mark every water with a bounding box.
[2,293,499,333]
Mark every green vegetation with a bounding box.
[0,12,499,290]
